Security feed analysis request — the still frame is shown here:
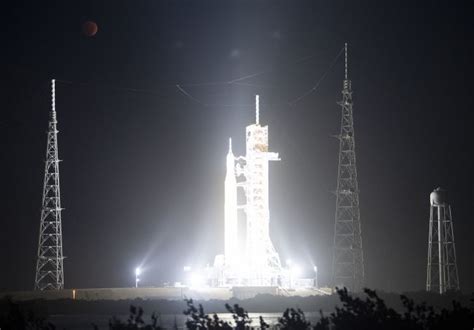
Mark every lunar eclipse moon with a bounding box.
[82,21,98,37]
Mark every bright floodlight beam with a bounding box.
[135,267,141,288]
[291,264,301,277]
[190,272,204,288]
[313,266,319,288]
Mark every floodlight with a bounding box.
[135,267,141,288]
[190,272,204,288]
[291,265,302,277]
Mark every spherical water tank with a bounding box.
[430,187,446,206]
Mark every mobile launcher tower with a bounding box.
[217,95,285,287]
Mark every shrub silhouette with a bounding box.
[314,287,474,330]
[183,298,232,329]
[182,288,474,329]
[106,305,162,329]
[224,303,252,329]
[277,308,310,330]
[0,297,55,330]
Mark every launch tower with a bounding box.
[224,95,282,286]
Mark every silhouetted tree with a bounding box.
[108,305,162,329]
[277,308,310,330]
[314,287,474,330]
[183,298,232,330]
[259,316,270,329]
[0,297,55,330]
[225,303,252,329]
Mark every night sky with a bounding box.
[2,1,473,293]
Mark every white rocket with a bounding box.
[224,138,238,268]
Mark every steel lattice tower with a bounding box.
[426,188,460,293]
[332,44,364,291]
[34,79,65,290]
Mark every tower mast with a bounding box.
[332,43,365,291]
[255,95,260,125]
[34,79,65,290]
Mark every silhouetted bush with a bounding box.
[0,297,55,329]
[182,288,474,329]
[107,304,162,329]
[314,287,474,330]
[224,303,252,330]
[183,298,232,329]
[277,308,310,329]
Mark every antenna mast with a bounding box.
[344,42,348,81]
[34,79,65,290]
[256,94,260,125]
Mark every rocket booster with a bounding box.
[225,138,238,267]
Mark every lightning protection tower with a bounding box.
[426,188,460,293]
[332,43,365,291]
[34,79,65,290]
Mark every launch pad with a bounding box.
[2,286,330,302]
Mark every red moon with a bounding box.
[82,21,98,37]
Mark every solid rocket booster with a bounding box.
[224,138,238,267]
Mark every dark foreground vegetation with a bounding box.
[1,288,473,329]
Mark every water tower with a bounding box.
[426,187,460,293]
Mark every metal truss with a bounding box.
[332,44,365,292]
[34,79,65,290]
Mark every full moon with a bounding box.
[82,21,98,37]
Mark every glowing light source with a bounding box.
[313,265,319,288]
[290,265,302,277]
[135,267,141,288]
[183,265,191,272]
[189,272,205,288]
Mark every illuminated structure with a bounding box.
[224,138,239,269]
[34,79,65,290]
[426,188,460,293]
[223,95,282,286]
[332,43,365,291]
